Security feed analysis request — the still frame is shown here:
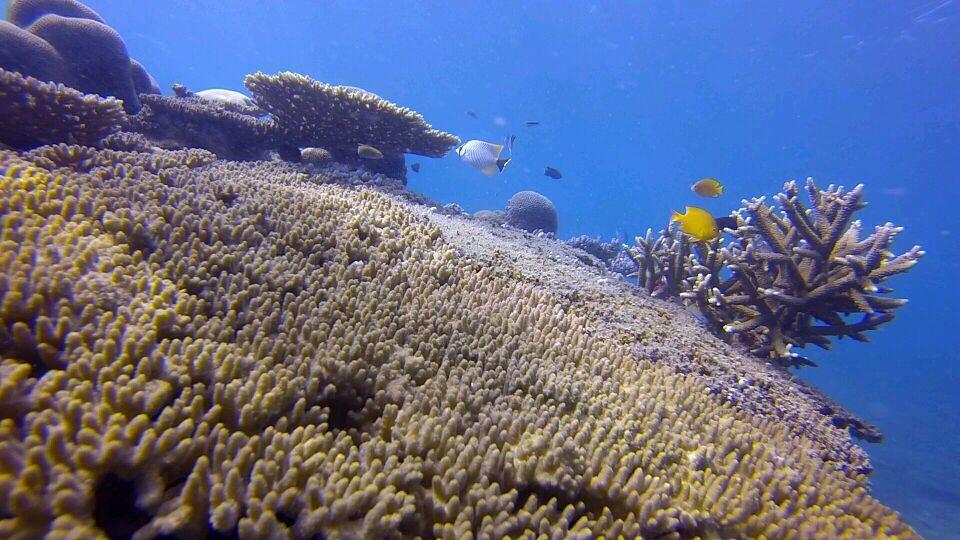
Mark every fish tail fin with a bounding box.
[496,157,511,172]
[670,210,682,223]
[717,184,724,195]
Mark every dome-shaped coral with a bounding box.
[506,190,559,234]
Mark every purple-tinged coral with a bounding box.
[6,0,106,27]
[129,93,286,161]
[27,14,140,112]
[0,67,123,149]
[0,20,72,85]
[505,190,558,234]
[627,224,698,298]
[129,59,160,95]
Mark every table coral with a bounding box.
[0,148,916,538]
[244,71,460,158]
[129,93,291,162]
[0,68,124,149]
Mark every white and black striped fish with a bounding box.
[455,137,514,176]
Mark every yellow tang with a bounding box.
[691,177,724,197]
[671,206,720,241]
[357,144,384,160]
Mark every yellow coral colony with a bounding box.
[0,147,915,538]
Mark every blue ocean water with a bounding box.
[40,0,960,536]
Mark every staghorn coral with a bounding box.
[505,190,558,235]
[244,71,460,159]
[627,223,699,299]
[0,147,915,538]
[0,68,124,149]
[128,93,293,162]
[630,180,923,368]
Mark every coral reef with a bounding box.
[565,235,621,262]
[172,83,262,116]
[6,0,106,27]
[0,20,72,85]
[2,0,158,112]
[0,68,124,149]
[473,209,507,225]
[630,179,923,368]
[130,59,160,96]
[505,190,559,234]
[128,93,291,161]
[0,147,914,538]
[244,71,460,176]
[627,224,696,299]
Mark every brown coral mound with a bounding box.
[0,148,915,538]
[0,67,124,149]
[244,71,461,158]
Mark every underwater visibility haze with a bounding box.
[0,0,958,538]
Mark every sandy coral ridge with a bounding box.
[0,147,915,538]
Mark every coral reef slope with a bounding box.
[0,149,914,538]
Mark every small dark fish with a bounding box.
[544,166,562,179]
[715,216,738,231]
[524,120,540,127]
[410,162,421,173]
[466,110,478,119]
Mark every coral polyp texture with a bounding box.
[129,93,289,161]
[1,0,158,113]
[505,190,559,235]
[244,71,461,158]
[0,147,914,538]
[0,68,124,149]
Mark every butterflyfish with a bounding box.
[456,138,513,176]
[357,144,384,160]
[691,177,724,197]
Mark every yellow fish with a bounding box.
[357,144,384,160]
[691,177,724,197]
[671,206,720,241]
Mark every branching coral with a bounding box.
[630,179,923,368]
[0,149,915,538]
[627,223,704,299]
[0,67,124,148]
